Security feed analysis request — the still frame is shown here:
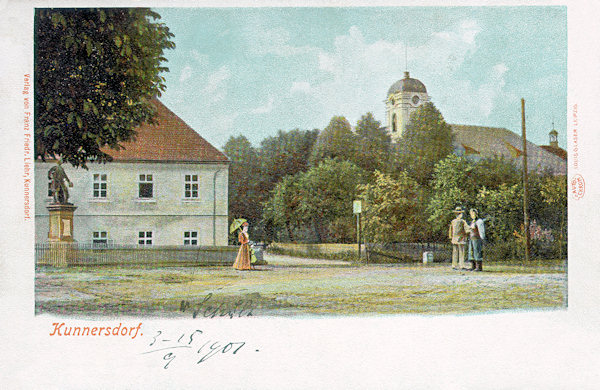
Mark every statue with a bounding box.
[48,161,73,204]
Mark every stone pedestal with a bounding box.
[45,203,78,266]
[48,203,77,242]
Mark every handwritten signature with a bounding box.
[142,329,256,369]
[180,293,255,319]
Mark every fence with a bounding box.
[268,241,452,263]
[35,242,238,267]
[366,242,452,263]
[268,242,358,259]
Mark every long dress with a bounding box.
[232,231,252,270]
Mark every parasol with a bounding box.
[229,218,247,234]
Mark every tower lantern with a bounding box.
[549,129,559,148]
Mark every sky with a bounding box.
[155,6,567,150]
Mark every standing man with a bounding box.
[468,209,486,272]
[448,207,470,270]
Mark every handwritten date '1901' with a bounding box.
[141,329,256,369]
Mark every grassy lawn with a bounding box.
[35,256,567,317]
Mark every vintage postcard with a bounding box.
[1,0,599,388]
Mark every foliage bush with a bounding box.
[484,238,567,262]
[358,170,428,243]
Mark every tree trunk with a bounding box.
[312,218,322,243]
[285,220,294,242]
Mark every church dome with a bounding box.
[387,71,427,95]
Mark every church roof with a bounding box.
[387,71,427,95]
[103,99,229,163]
[451,124,566,175]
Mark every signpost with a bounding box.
[353,200,362,260]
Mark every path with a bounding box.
[35,254,567,316]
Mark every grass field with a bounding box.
[35,254,567,317]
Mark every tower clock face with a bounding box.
[412,95,420,105]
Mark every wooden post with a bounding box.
[356,213,361,260]
[521,98,531,262]
[353,200,362,260]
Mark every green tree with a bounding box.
[298,159,366,242]
[476,183,523,242]
[426,155,477,236]
[259,128,319,189]
[395,102,454,185]
[354,113,391,173]
[223,135,264,227]
[358,170,427,243]
[310,116,358,166]
[35,8,175,168]
[262,174,306,242]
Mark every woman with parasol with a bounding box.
[231,219,254,270]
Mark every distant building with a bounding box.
[384,72,566,175]
[540,128,568,161]
[451,124,566,175]
[35,99,230,246]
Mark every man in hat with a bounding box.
[448,207,470,270]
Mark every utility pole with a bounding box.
[521,98,531,262]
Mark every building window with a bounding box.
[184,174,199,199]
[93,231,108,246]
[93,174,107,198]
[47,178,53,197]
[138,174,154,199]
[392,114,397,132]
[184,231,198,246]
[138,231,153,246]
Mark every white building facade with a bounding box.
[35,100,230,246]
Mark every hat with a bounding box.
[453,206,465,214]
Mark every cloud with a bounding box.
[251,97,275,114]
[190,49,210,67]
[443,63,509,120]
[535,74,564,91]
[287,20,509,128]
[244,25,318,57]
[203,65,231,103]
[179,65,192,83]
[290,81,311,94]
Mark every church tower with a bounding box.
[385,71,429,143]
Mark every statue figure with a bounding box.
[48,161,73,204]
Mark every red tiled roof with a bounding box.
[540,145,567,160]
[103,99,229,163]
